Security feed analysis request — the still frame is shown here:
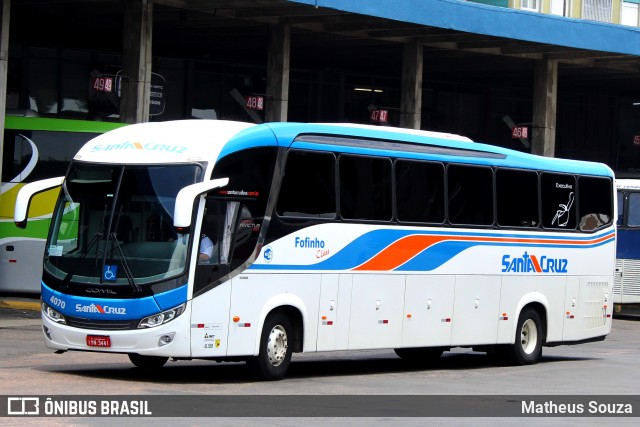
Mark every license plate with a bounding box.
[86,335,111,347]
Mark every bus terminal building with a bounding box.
[1,0,640,176]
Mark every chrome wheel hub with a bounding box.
[266,325,288,366]
[520,318,538,355]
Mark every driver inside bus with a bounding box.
[197,202,252,264]
[198,234,215,263]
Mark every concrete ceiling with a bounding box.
[9,0,640,97]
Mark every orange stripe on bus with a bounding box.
[352,232,614,271]
[354,235,445,271]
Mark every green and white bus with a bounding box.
[1,116,125,293]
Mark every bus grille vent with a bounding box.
[614,259,622,295]
[617,259,640,297]
[65,316,138,330]
[583,281,608,329]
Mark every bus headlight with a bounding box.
[42,302,67,324]
[138,303,186,329]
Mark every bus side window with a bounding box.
[616,191,624,226]
[277,150,336,218]
[626,193,640,227]
[198,214,219,265]
[447,164,493,226]
[1,131,23,183]
[339,154,392,221]
[496,168,539,228]
[577,176,612,232]
[395,160,444,223]
[541,173,576,230]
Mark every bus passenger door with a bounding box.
[402,275,454,347]
[317,274,352,351]
[348,274,405,350]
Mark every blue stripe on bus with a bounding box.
[41,282,188,321]
[154,284,188,310]
[249,229,614,272]
[396,238,615,271]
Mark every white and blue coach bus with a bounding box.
[15,120,615,380]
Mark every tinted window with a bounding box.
[2,130,95,183]
[496,169,539,228]
[628,193,640,227]
[277,150,336,218]
[339,155,392,221]
[541,173,576,229]
[577,176,612,231]
[617,191,624,226]
[211,147,278,267]
[447,164,493,225]
[395,160,444,223]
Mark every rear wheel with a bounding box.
[128,353,169,369]
[247,312,293,381]
[496,308,543,365]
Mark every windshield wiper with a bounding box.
[106,232,141,293]
[62,231,104,287]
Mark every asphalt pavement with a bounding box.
[0,294,41,327]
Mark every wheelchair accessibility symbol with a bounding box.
[103,265,118,281]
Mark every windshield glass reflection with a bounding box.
[45,163,202,285]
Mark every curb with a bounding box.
[0,299,41,311]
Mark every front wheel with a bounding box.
[128,353,169,369]
[247,312,293,381]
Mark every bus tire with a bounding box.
[128,353,169,369]
[498,308,543,365]
[247,312,293,381]
[394,347,444,364]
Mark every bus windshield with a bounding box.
[45,162,202,286]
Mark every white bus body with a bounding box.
[17,120,615,380]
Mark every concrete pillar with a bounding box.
[400,41,423,130]
[531,58,558,157]
[120,0,152,124]
[0,0,10,184]
[265,23,290,123]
